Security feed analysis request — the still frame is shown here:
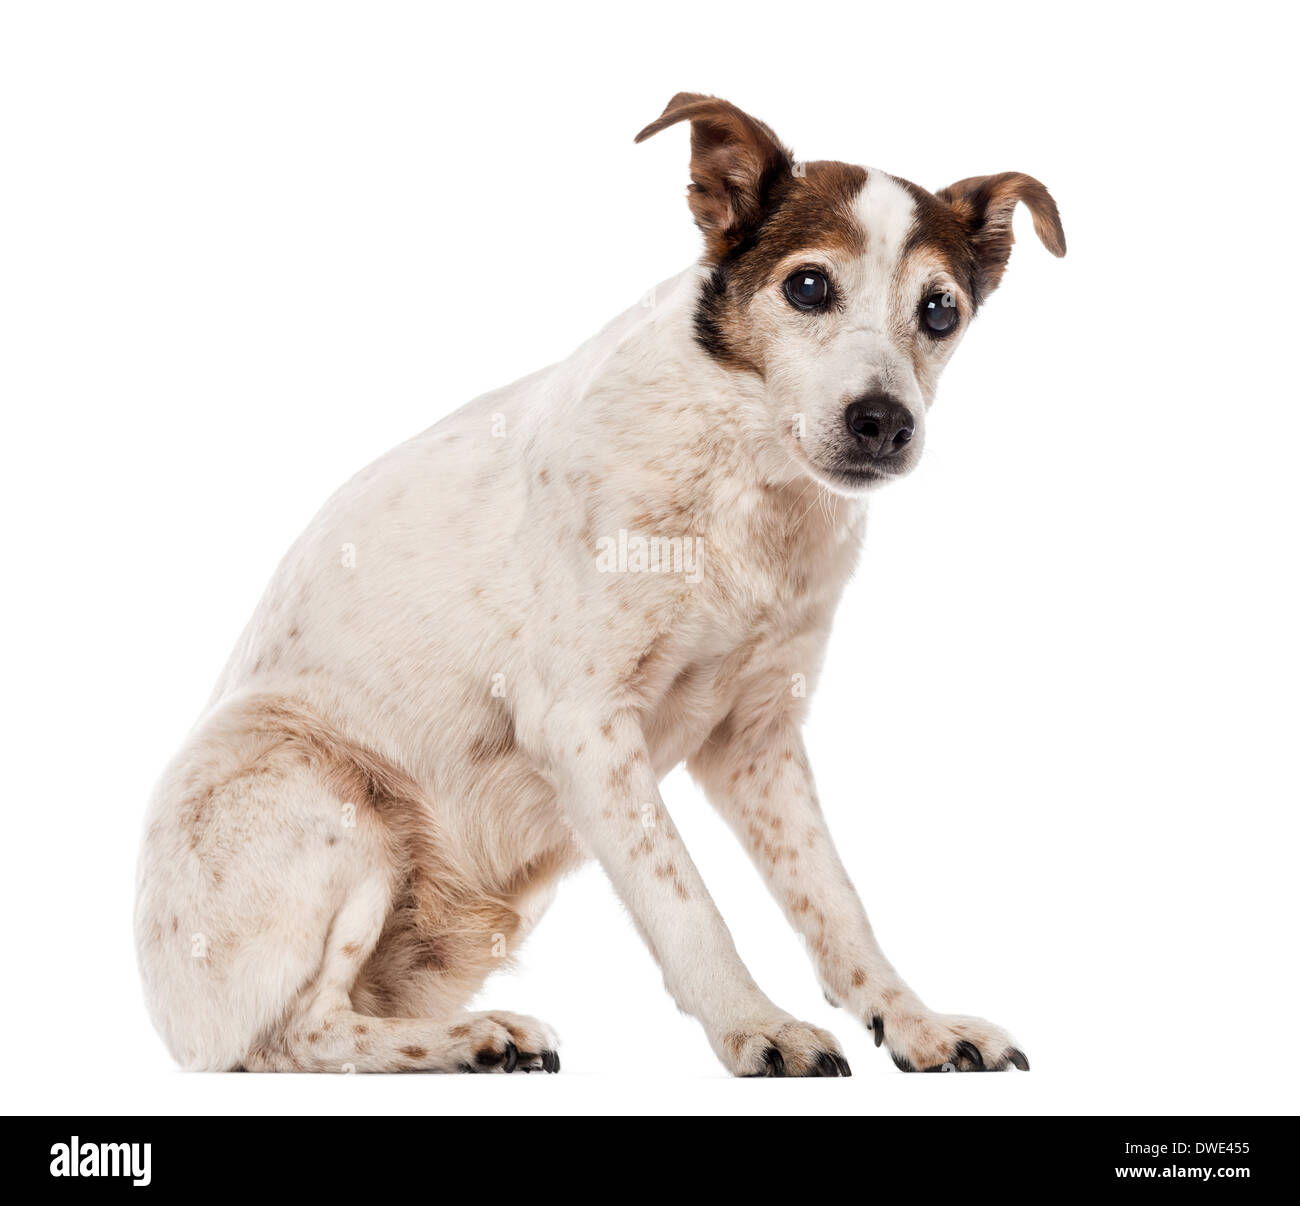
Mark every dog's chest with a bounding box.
[636,496,864,770]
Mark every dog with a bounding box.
[135,93,1065,1076]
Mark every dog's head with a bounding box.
[636,93,1066,494]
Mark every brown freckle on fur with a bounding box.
[400,1045,427,1060]
[171,916,179,932]
[851,968,867,989]
[538,468,550,484]
[353,1023,368,1035]
[306,1032,320,1044]
[341,942,360,957]
[600,722,614,740]
[448,1024,472,1039]
[326,835,337,846]
[288,625,301,640]
[628,833,656,860]
[654,861,690,902]
[585,662,596,676]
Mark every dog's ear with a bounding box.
[635,93,794,261]
[937,172,1066,298]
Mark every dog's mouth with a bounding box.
[829,457,910,483]
[806,453,915,495]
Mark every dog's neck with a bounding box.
[541,263,864,552]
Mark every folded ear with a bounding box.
[937,172,1066,299]
[635,92,794,262]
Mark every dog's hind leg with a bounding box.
[135,705,558,1073]
[245,852,560,1073]
[243,887,559,1073]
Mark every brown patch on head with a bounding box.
[694,161,868,373]
[895,175,985,304]
[636,93,870,373]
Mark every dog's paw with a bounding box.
[451,1010,561,1074]
[874,1011,1028,1073]
[716,1017,851,1077]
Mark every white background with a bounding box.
[2,1,1295,1117]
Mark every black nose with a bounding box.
[844,394,915,460]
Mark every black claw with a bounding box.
[1008,1047,1030,1071]
[814,1051,841,1077]
[742,1046,790,1077]
[890,1050,916,1073]
[834,1054,852,1077]
[502,1041,519,1073]
[955,1039,984,1071]
[871,1015,885,1048]
[541,1049,560,1074]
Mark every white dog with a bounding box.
[135,93,1065,1076]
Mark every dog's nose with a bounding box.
[844,394,915,459]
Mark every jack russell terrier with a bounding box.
[135,93,1065,1076]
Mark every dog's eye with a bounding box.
[783,269,830,311]
[920,291,959,335]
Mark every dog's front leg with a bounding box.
[690,714,1030,1073]
[542,705,849,1077]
